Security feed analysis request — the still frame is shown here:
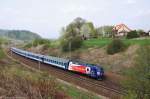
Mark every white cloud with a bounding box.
[127,0,136,4]
[0,0,149,38]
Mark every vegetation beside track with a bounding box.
[122,46,150,99]
[82,37,150,48]
[23,37,150,73]
[0,51,101,99]
[0,49,5,59]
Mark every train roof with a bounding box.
[12,47,69,63]
[44,55,70,63]
[70,59,103,68]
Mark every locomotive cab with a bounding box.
[89,66,104,80]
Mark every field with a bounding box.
[82,37,150,48]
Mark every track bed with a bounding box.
[8,50,126,99]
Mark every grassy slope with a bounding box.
[0,49,5,59]
[11,65,100,99]
[0,50,100,99]
[83,38,150,48]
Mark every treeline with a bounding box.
[24,38,52,50]
[59,17,112,51]
[59,17,116,52]
[0,29,41,41]
[60,17,114,40]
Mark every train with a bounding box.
[11,47,104,80]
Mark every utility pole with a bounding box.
[11,49,12,57]
[69,41,71,59]
[102,27,105,37]
[32,40,33,48]
[38,61,40,70]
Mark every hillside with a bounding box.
[0,29,41,41]
[24,38,150,74]
[0,41,100,99]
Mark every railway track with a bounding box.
[7,49,126,99]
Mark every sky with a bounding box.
[0,0,150,39]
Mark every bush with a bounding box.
[33,39,51,46]
[0,49,5,59]
[122,46,150,99]
[24,43,32,48]
[107,39,126,54]
[126,30,139,39]
[60,36,83,52]
[24,39,51,48]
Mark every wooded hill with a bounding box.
[0,29,41,41]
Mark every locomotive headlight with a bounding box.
[97,71,100,75]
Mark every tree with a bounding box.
[96,26,114,37]
[80,23,91,40]
[59,17,85,52]
[137,29,146,37]
[60,36,82,52]
[88,22,97,38]
[80,22,98,39]
[126,30,139,39]
[107,39,126,54]
[123,46,150,99]
[73,17,86,30]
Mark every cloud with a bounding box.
[0,0,149,38]
[127,0,136,4]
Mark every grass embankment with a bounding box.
[24,39,59,49]
[0,49,5,59]
[0,58,100,99]
[0,37,7,59]
[24,37,150,50]
[82,38,150,48]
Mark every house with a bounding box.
[148,30,150,36]
[112,24,132,37]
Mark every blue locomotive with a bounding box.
[11,47,104,80]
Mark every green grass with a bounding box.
[82,38,111,48]
[82,38,150,48]
[61,84,100,99]
[3,61,100,99]
[123,38,150,46]
[0,49,5,59]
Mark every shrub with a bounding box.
[24,43,32,48]
[24,39,51,48]
[0,49,5,59]
[107,39,126,55]
[60,36,83,52]
[122,46,150,99]
[126,30,139,39]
